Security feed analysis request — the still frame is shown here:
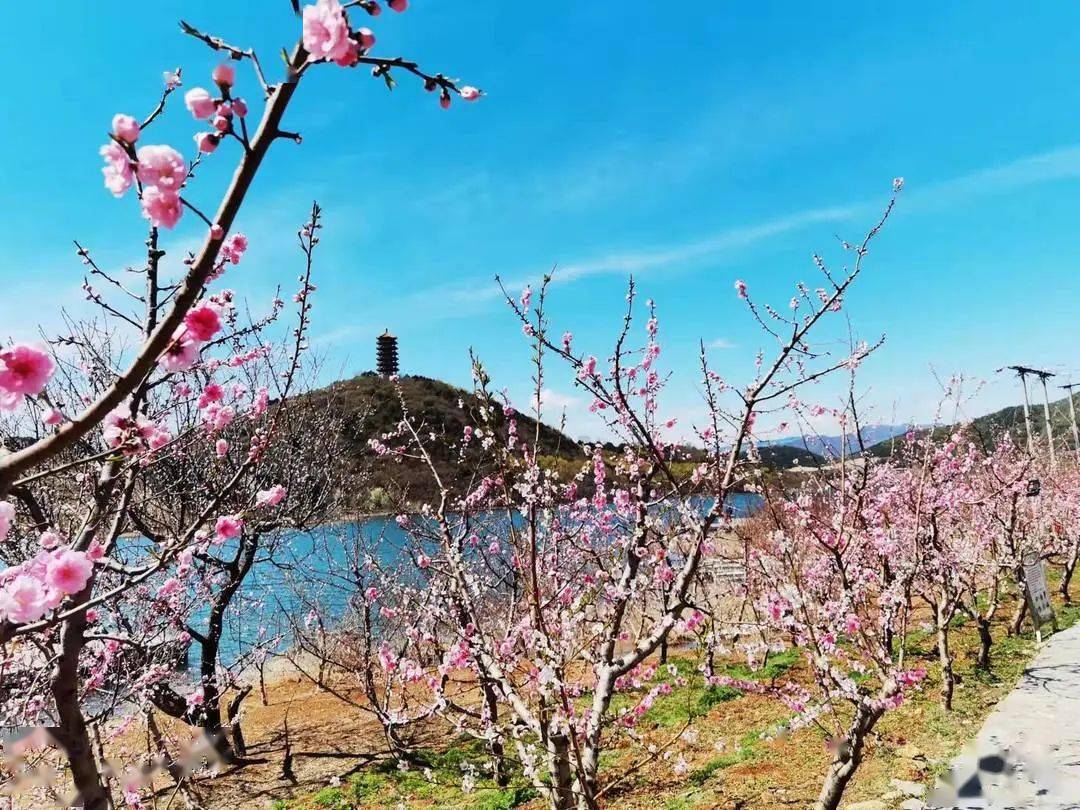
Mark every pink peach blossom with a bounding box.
[388,0,407,11]
[215,438,229,458]
[302,0,354,64]
[0,501,14,542]
[198,383,224,409]
[100,142,134,196]
[0,344,54,396]
[86,540,105,562]
[334,38,360,67]
[159,329,200,372]
[220,232,248,264]
[256,485,287,507]
[42,407,64,426]
[112,114,141,144]
[0,389,23,412]
[215,515,244,542]
[184,87,217,119]
[0,575,50,624]
[136,145,187,192]
[45,549,94,596]
[184,303,223,341]
[232,97,249,117]
[460,86,481,101]
[157,578,182,598]
[357,28,376,50]
[140,186,183,229]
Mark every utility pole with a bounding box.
[1009,366,1037,456]
[1009,365,1058,467]
[1061,382,1080,458]
[1037,370,1058,470]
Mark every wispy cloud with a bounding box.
[205,141,1080,358]
[708,338,737,350]
[433,202,861,308]
[915,145,1080,206]
[428,142,1080,312]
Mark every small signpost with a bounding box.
[1022,551,1057,642]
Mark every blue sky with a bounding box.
[4,2,1080,440]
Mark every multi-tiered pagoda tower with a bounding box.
[376,329,399,377]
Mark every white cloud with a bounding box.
[539,387,582,412]
[708,338,737,350]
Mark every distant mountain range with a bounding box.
[762,424,914,461]
[863,390,1080,458]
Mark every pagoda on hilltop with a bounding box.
[376,329,399,378]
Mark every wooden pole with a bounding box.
[1015,368,1036,455]
[1062,383,1080,458]
[1038,373,1058,469]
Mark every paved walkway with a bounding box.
[929,621,1080,809]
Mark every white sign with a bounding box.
[1023,552,1055,628]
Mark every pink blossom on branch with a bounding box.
[194,131,220,154]
[45,549,94,597]
[140,186,183,229]
[256,485,287,507]
[111,114,141,144]
[0,501,14,542]
[212,62,236,88]
[0,344,55,397]
[158,329,200,372]
[302,0,354,65]
[214,515,244,542]
[184,87,216,119]
[0,575,50,624]
[100,142,134,197]
[183,303,224,342]
[135,145,187,192]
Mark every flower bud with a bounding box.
[194,132,220,153]
[111,114,141,144]
[212,62,236,89]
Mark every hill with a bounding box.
[303,373,829,509]
[864,390,1080,458]
[307,373,580,509]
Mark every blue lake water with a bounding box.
[204,492,763,668]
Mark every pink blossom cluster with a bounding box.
[102,402,172,454]
[0,545,97,624]
[158,297,234,373]
[0,344,55,412]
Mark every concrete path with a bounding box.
[929,621,1080,809]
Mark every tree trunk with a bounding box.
[1009,597,1028,637]
[547,733,577,810]
[936,606,954,710]
[481,677,509,786]
[814,701,882,810]
[1062,544,1078,604]
[227,686,252,758]
[51,607,109,810]
[976,616,993,669]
